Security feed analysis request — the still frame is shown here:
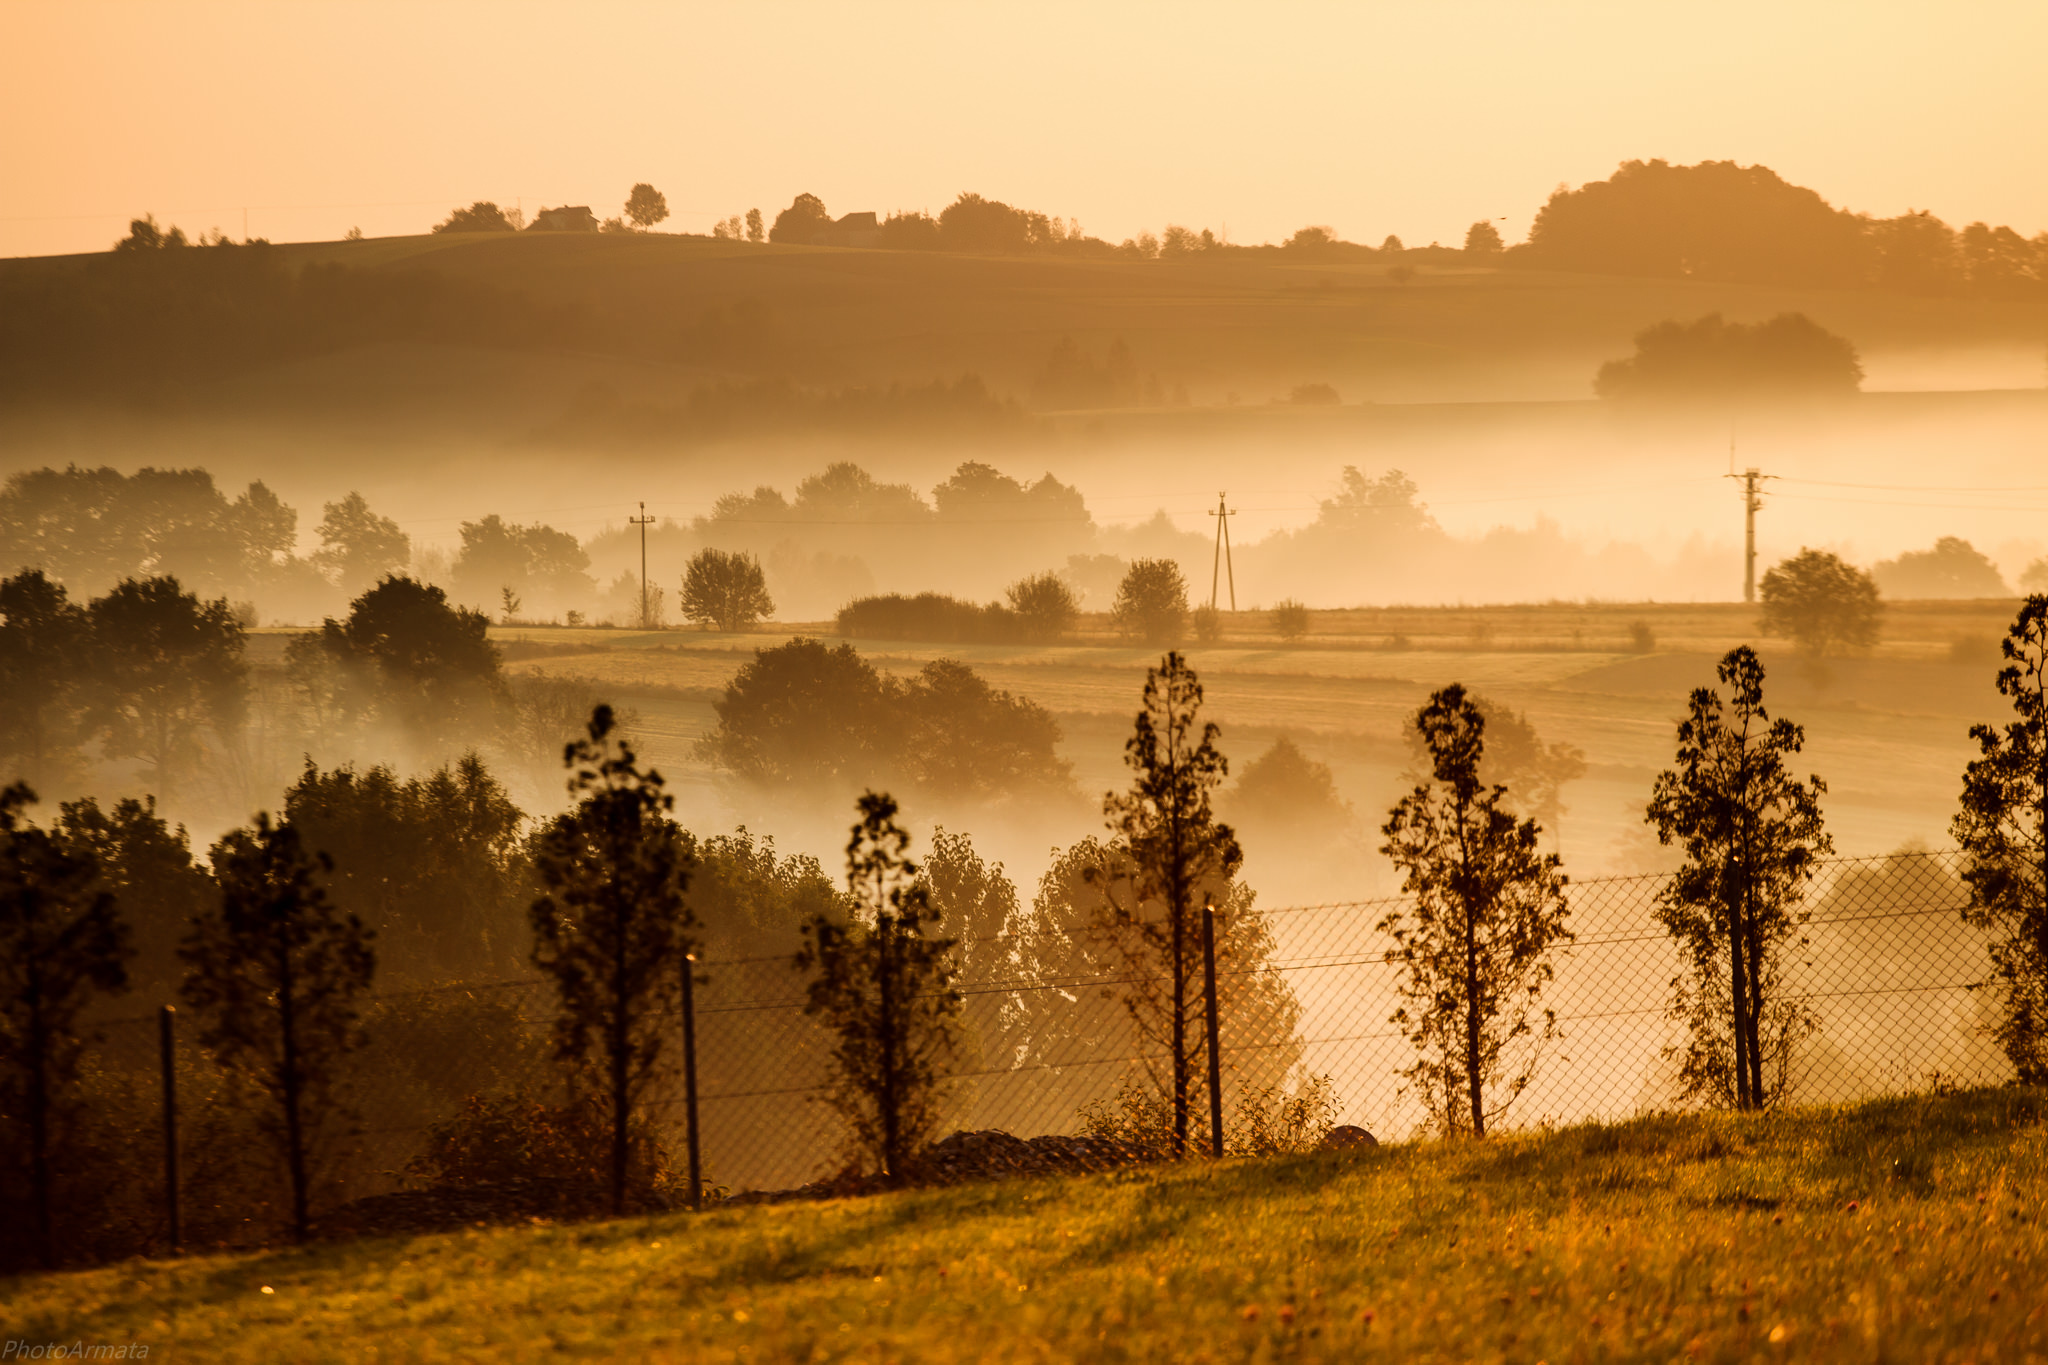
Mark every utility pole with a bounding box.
[1725,466,1775,603]
[629,501,656,628]
[1208,493,1237,611]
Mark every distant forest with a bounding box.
[1,159,2041,403]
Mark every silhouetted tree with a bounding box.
[1463,221,1504,254]
[1379,685,1571,1136]
[1111,559,1189,646]
[0,570,92,790]
[680,548,774,632]
[1646,646,1830,1110]
[770,193,833,245]
[1403,694,1587,835]
[895,659,1072,801]
[313,492,410,598]
[1519,158,1871,287]
[1760,548,1884,657]
[84,576,247,799]
[744,208,764,243]
[55,795,209,1008]
[1098,652,1240,1156]
[114,213,189,251]
[1594,313,1862,402]
[1952,595,2048,1081]
[686,827,842,961]
[285,755,527,982]
[529,705,693,1215]
[433,202,517,234]
[1,784,127,1268]
[450,514,593,616]
[1873,536,2011,600]
[300,576,504,752]
[797,792,960,1184]
[1005,571,1080,641]
[182,813,375,1242]
[624,183,669,230]
[696,638,888,786]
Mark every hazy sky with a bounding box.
[5,0,2046,258]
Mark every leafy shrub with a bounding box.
[1628,620,1656,653]
[1111,559,1188,645]
[1004,572,1080,642]
[408,1092,680,1204]
[835,593,1021,643]
[1191,604,1222,644]
[1271,599,1310,642]
[1078,1072,1338,1159]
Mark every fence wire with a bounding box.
[20,849,2013,1261]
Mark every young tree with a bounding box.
[182,813,375,1242]
[1645,645,1830,1109]
[1270,598,1310,642]
[624,183,669,230]
[744,208,764,243]
[312,492,411,598]
[1379,685,1571,1137]
[0,569,92,789]
[1952,595,2048,1080]
[1111,558,1189,646]
[797,792,960,1185]
[1759,548,1883,658]
[1098,651,1241,1156]
[1004,571,1080,641]
[529,705,693,1214]
[84,576,248,799]
[680,548,775,632]
[0,784,127,1268]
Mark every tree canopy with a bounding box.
[1595,313,1863,402]
[1760,548,1884,656]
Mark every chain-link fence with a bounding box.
[21,849,2013,1263]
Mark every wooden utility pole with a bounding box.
[629,502,656,628]
[1208,493,1236,611]
[1725,467,1774,603]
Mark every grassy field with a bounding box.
[8,1088,2043,1362]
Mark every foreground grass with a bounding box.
[8,1090,2045,1363]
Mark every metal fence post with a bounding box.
[681,953,702,1212]
[159,1005,179,1253]
[1201,899,1224,1159]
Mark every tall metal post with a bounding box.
[1726,467,1772,603]
[1208,494,1237,611]
[629,502,656,628]
[159,1005,179,1252]
[1200,899,1224,1158]
[680,953,703,1211]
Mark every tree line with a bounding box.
[8,594,2048,1265]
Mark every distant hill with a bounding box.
[1,228,2040,437]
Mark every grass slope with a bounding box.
[10,1089,2044,1362]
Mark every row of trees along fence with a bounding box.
[7,598,2048,1270]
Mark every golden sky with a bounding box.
[4,0,2044,257]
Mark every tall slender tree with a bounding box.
[529,705,693,1214]
[0,784,127,1268]
[182,813,374,1242]
[798,792,960,1185]
[1646,645,1830,1109]
[1953,595,2048,1081]
[1379,685,1571,1136]
[1097,651,1240,1157]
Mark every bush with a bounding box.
[835,593,1020,644]
[1628,620,1657,653]
[1272,599,1310,642]
[1004,572,1079,642]
[1191,604,1222,644]
[1110,559,1188,646]
[408,1092,680,1206]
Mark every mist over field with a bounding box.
[6,16,2048,1319]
